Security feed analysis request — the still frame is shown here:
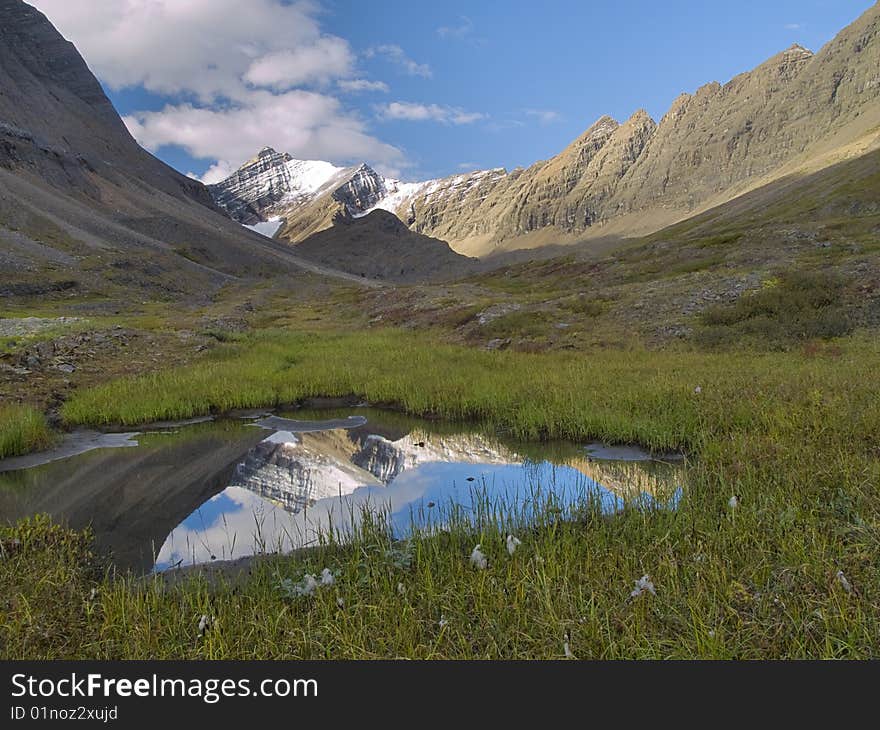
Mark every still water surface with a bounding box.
[0,408,684,573]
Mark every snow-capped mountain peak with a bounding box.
[207,149,345,225]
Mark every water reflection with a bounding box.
[0,409,684,574]
[0,420,269,573]
[156,423,683,570]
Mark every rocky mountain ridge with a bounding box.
[208,146,508,244]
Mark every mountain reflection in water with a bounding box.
[156,420,682,570]
[0,409,683,574]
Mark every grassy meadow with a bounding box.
[2,326,880,658]
[0,404,54,459]
[58,327,879,451]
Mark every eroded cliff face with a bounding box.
[207,148,343,225]
[209,4,880,259]
[333,164,389,213]
[386,167,510,243]
[208,151,392,235]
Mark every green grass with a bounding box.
[60,328,880,452]
[56,329,711,450]
[0,404,54,459]
[480,311,557,341]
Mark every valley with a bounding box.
[1,0,879,661]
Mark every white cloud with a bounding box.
[243,39,355,90]
[784,23,803,30]
[377,102,487,125]
[30,0,357,101]
[450,110,488,124]
[486,118,527,133]
[524,109,562,125]
[365,45,432,78]
[31,0,404,176]
[125,90,404,175]
[457,162,478,170]
[199,161,237,185]
[438,16,475,40]
[338,79,390,93]
[437,16,486,47]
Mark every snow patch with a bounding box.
[244,219,283,237]
[282,159,344,197]
[362,179,431,217]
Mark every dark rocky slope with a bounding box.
[289,210,479,283]
[0,0,366,300]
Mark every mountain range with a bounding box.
[1,0,879,293]
[209,3,880,260]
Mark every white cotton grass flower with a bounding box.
[728,495,739,509]
[836,570,853,594]
[630,575,656,599]
[88,587,98,602]
[197,614,210,637]
[282,569,336,599]
[470,544,488,570]
[438,615,449,629]
[694,386,702,394]
[336,597,345,609]
[563,632,576,659]
[506,534,522,556]
[296,574,319,597]
[397,582,407,596]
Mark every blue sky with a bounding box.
[32,0,876,183]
